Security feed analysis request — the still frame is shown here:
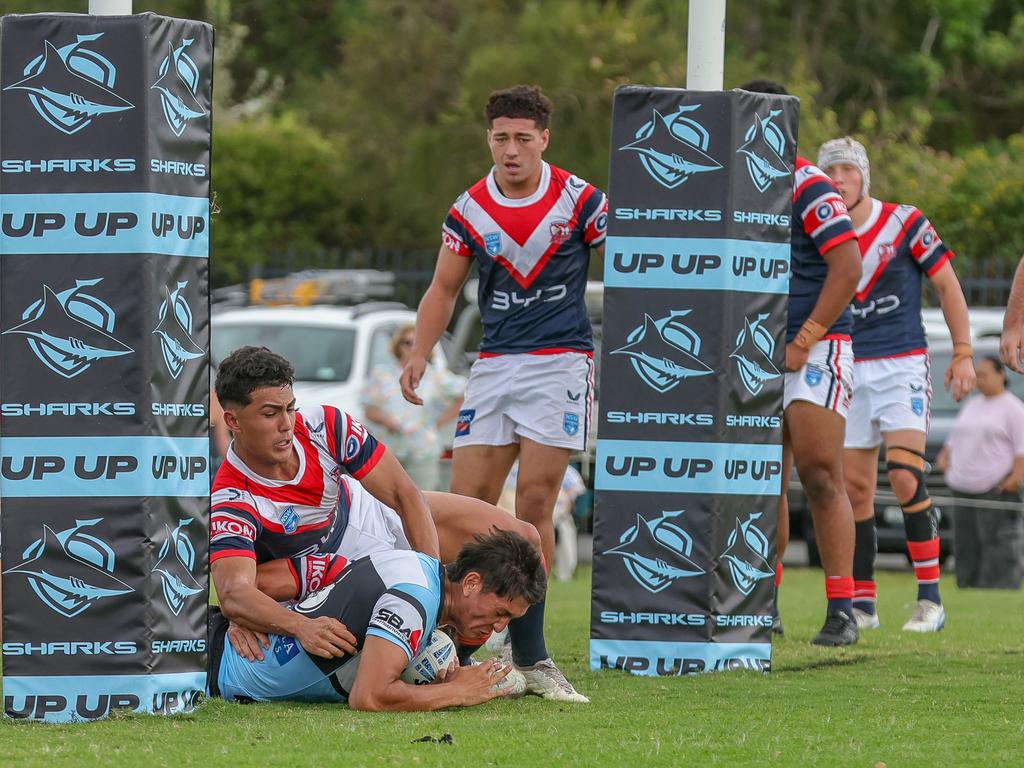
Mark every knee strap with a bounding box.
[885,446,931,512]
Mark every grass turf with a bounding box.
[2,566,1022,767]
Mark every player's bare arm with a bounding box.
[212,556,356,659]
[358,449,440,559]
[400,245,471,404]
[347,635,511,712]
[786,238,862,371]
[1001,257,1024,372]
[930,262,976,400]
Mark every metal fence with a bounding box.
[238,248,1016,310]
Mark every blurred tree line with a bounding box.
[5,0,1024,286]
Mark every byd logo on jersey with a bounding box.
[151,39,206,137]
[603,510,704,594]
[736,110,791,193]
[731,313,782,397]
[611,311,713,393]
[1,279,133,379]
[620,105,722,189]
[3,33,134,135]
[2,518,133,618]
[152,519,203,616]
[719,512,774,596]
[153,281,205,379]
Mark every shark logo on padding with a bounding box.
[3,279,133,379]
[720,513,774,596]
[731,313,782,397]
[736,110,791,193]
[153,519,204,616]
[3,33,133,135]
[3,519,133,618]
[620,105,722,189]
[153,281,205,379]
[612,311,713,393]
[151,39,206,137]
[604,511,704,594]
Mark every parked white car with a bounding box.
[211,303,448,421]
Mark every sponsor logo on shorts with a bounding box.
[563,412,579,437]
[455,409,475,437]
[911,397,924,416]
[274,636,300,665]
[804,364,823,387]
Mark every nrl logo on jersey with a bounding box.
[611,311,713,393]
[620,105,722,189]
[151,39,207,137]
[2,278,133,379]
[603,510,704,594]
[3,518,133,618]
[730,313,782,397]
[736,109,791,192]
[3,33,134,135]
[153,280,205,379]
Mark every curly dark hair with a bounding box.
[485,85,553,129]
[446,528,547,605]
[215,346,294,407]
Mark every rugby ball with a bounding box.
[401,630,456,685]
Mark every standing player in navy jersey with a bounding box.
[400,85,605,700]
[818,137,975,633]
[741,82,863,646]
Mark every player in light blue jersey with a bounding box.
[210,529,546,711]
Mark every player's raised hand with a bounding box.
[945,355,977,402]
[295,616,358,658]
[227,622,270,662]
[400,355,427,405]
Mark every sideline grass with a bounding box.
[2,566,1023,767]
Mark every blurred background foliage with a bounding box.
[4,0,1024,286]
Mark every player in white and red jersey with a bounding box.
[818,137,976,633]
[211,346,586,702]
[400,85,603,699]
[742,81,863,647]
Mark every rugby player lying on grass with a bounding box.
[209,530,545,711]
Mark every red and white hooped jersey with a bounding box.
[210,405,385,564]
[442,161,607,355]
[849,198,952,360]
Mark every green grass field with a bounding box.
[2,566,1022,767]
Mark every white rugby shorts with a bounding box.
[452,352,594,451]
[333,477,411,560]
[844,353,931,449]
[783,337,854,419]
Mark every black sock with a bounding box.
[508,598,547,667]
[853,519,878,614]
[456,639,486,666]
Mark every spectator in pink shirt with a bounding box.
[937,356,1024,589]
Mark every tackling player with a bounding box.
[741,82,863,646]
[399,85,605,698]
[210,346,586,701]
[818,137,975,632]
[210,530,546,711]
